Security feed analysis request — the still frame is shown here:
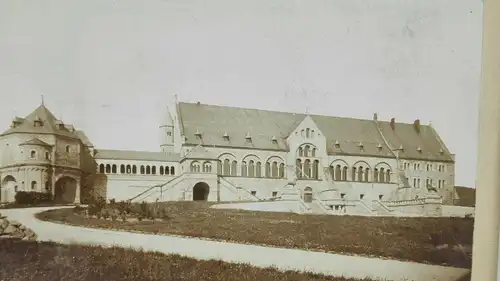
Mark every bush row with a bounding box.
[14,191,53,205]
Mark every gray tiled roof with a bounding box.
[1,104,80,139]
[177,102,453,162]
[94,149,180,162]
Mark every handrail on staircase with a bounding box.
[219,176,262,201]
[127,174,183,202]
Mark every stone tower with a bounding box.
[160,106,175,153]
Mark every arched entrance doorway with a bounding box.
[54,176,78,203]
[303,186,313,203]
[192,182,210,201]
[1,175,17,203]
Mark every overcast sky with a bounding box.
[0,0,482,187]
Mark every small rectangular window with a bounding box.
[251,191,256,196]
[340,193,345,199]
[379,195,383,200]
[272,191,277,197]
[359,194,364,200]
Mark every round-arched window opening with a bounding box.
[65,145,70,153]
[30,150,37,159]
[45,152,50,160]
[31,181,37,190]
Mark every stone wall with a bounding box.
[0,213,37,240]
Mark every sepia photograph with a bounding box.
[0,0,491,280]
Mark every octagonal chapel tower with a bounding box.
[0,102,94,204]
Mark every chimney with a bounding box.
[413,119,421,133]
[390,118,396,130]
[373,113,378,121]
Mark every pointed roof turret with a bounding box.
[161,105,174,127]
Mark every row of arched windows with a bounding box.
[98,163,175,176]
[217,158,286,178]
[298,145,316,157]
[301,128,315,138]
[328,163,392,183]
[190,161,212,173]
[296,159,320,180]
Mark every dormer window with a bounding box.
[358,142,364,149]
[245,132,252,141]
[377,143,383,151]
[34,116,43,127]
[223,132,230,140]
[55,120,65,130]
[334,140,340,148]
[271,136,278,144]
[439,149,444,155]
[417,146,422,153]
[11,117,23,128]
[194,129,202,139]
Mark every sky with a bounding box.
[0,0,483,187]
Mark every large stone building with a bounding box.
[0,101,456,216]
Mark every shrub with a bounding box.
[15,191,53,205]
[88,196,106,216]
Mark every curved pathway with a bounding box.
[1,207,470,281]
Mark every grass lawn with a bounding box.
[0,238,374,281]
[36,201,474,268]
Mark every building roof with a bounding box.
[94,149,180,162]
[1,104,81,139]
[454,186,476,207]
[176,102,453,161]
[75,130,94,147]
[19,138,53,147]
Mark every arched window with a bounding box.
[248,160,255,177]
[165,166,170,175]
[364,168,369,182]
[304,145,310,157]
[374,168,379,182]
[380,168,385,182]
[328,166,334,180]
[298,147,303,157]
[160,166,164,175]
[256,162,262,177]
[304,160,311,179]
[140,165,145,174]
[106,164,111,174]
[312,160,319,179]
[190,161,201,173]
[279,163,285,178]
[132,165,137,174]
[342,166,348,180]
[203,162,212,173]
[358,166,363,182]
[152,166,156,175]
[301,129,305,137]
[335,165,341,181]
[272,161,278,178]
[231,161,237,176]
[241,161,247,177]
[31,181,37,190]
[112,165,117,174]
[306,128,310,138]
[99,164,105,174]
[120,164,125,174]
[296,159,302,179]
[65,145,70,153]
[311,148,316,157]
[45,152,50,160]
[126,165,131,174]
[223,159,230,176]
[266,162,271,178]
[170,166,175,175]
[146,166,151,175]
[30,150,37,159]
[386,170,391,183]
[352,167,357,181]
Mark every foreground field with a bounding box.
[0,238,370,281]
[37,201,474,268]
